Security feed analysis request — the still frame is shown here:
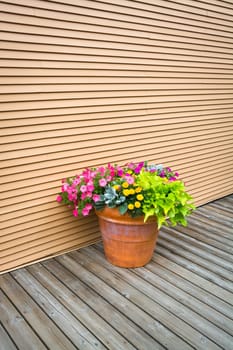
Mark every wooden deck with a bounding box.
[1,195,233,350]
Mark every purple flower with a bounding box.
[117,167,124,176]
[160,170,165,178]
[134,161,144,174]
[169,177,176,182]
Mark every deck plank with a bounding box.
[1,273,77,350]
[0,323,18,350]
[41,258,164,350]
[25,263,137,350]
[11,267,106,350]
[67,249,220,350]
[0,195,233,350]
[151,254,233,319]
[0,289,47,350]
[83,245,233,349]
[56,252,184,349]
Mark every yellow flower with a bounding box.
[122,182,129,188]
[113,185,120,191]
[128,203,134,210]
[136,194,144,201]
[134,201,141,208]
[127,170,133,174]
[135,187,142,193]
[123,189,130,196]
[129,188,135,195]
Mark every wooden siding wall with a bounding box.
[1,0,233,273]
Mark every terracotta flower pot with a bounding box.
[95,207,159,268]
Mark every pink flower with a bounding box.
[127,162,135,170]
[97,166,105,176]
[107,164,115,177]
[90,170,97,178]
[80,185,87,193]
[73,177,81,186]
[61,183,69,192]
[81,203,93,216]
[72,208,78,217]
[81,192,87,200]
[93,194,100,202]
[99,178,107,187]
[86,192,93,198]
[125,175,134,184]
[68,193,74,201]
[56,195,63,202]
[117,167,124,176]
[85,203,93,210]
[82,207,90,216]
[87,183,94,192]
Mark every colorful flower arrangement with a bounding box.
[57,161,195,228]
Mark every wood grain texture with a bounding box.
[0,195,233,349]
[1,0,233,272]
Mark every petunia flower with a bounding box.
[56,195,63,202]
[87,183,94,192]
[80,185,87,193]
[93,194,101,202]
[125,175,134,184]
[134,161,144,174]
[72,208,78,217]
[99,178,107,187]
[82,207,90,216]
[61,183,69,192]
[85,203,93,210]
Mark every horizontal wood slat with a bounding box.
[1,0,233,272]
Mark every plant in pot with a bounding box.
[56,161,195,268]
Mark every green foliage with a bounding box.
[57,161,195,226]
[136,170,195,229]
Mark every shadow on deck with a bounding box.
[1,195,233,350]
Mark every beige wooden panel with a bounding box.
[1,0,233,273]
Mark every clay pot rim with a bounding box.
[95,206,157,225]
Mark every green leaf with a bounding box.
[119,202,128,215]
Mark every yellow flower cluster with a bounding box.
[123,188,136,196]
[122,183,144,210]
[111,181,144,211]
[128,201,141,210]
